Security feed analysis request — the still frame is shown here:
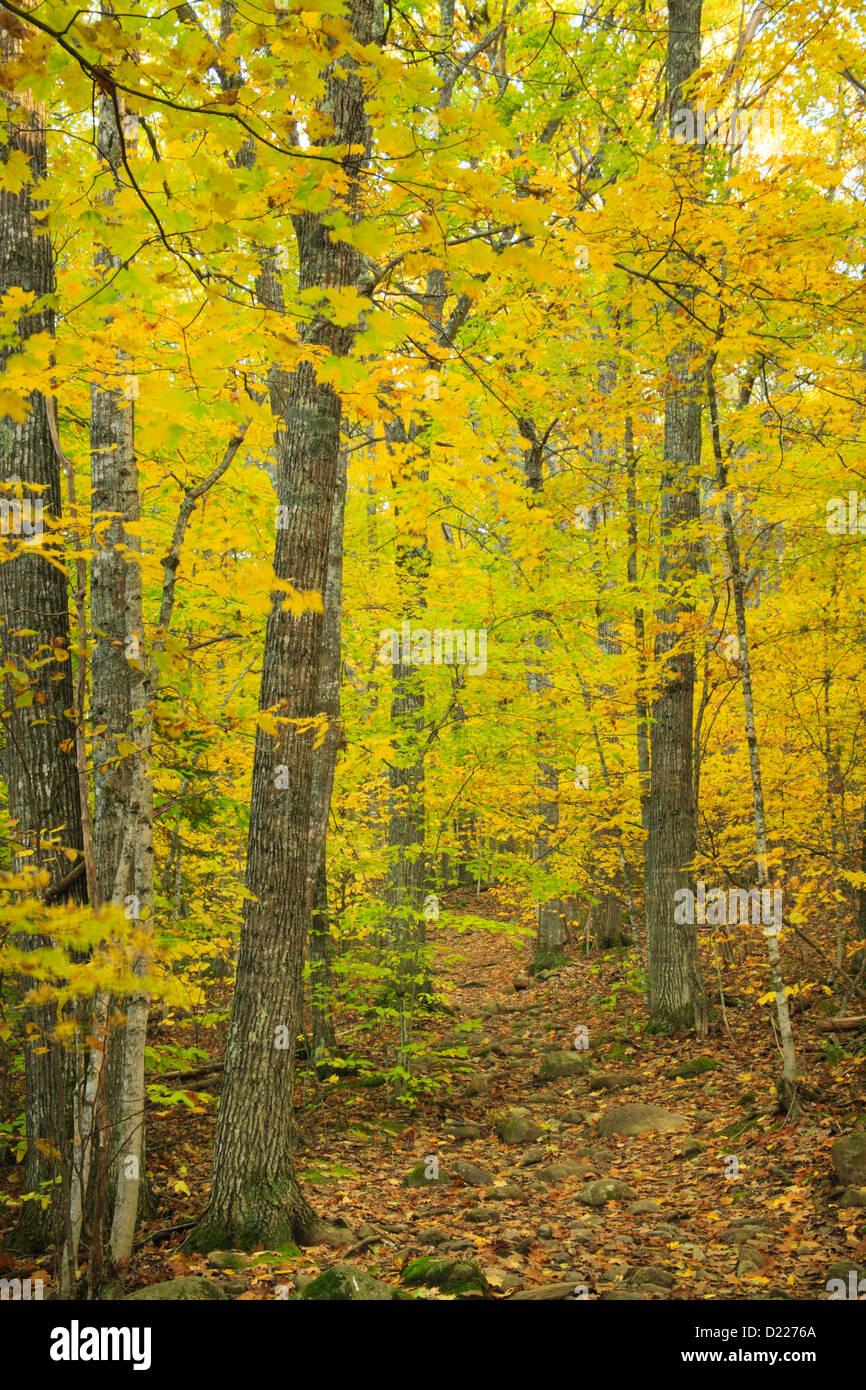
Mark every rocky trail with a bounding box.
[93,888,866,1303]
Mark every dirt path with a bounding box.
[124,888,866,1299]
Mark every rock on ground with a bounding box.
[539,1051,591,1079]
[577,1178,639,1206]
[124,1278,227,1301]
[452,1158,494,1186]
[494,1108,543,1145]
[295,1264,409,1300]
[830,1132,866,1187]
[402,1256,490,1296]
[598,1103,690,1138]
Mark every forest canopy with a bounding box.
[0,0,865,1317]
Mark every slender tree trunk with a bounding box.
[707,363,799,1113]
[107,518,154,1270]
[382,414,431,1084]
[382,213,468,1061]
[61,798,138,1295]
[520,420,567,971]
[625,414,651,836]
[86,93,141,1257]
[307,452,348,1065]
[589,356,630,949]
[820,613,847,975]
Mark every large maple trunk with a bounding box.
[643,0,707,1033]
[188,0,373,1250]
[1,41,84,1253]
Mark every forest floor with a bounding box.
[4,887,865,1300]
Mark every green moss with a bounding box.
[208,1250,251,1272]
[530,948,568,977]
[294,1265,410,1300]
[719,1116,758,1139]
[256,1247,301,1266]
[646,1003,698,1034]
[184,1222,232,1254]
[402,1256,489,1296]
[406,1161,449,1186]
[124,1277,227,1301]
[666,1057,721,1079]
[298,1269,344,1300]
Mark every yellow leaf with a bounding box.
[0,389,31,423]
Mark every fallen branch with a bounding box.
[790,923,866,999]
[133,1219,196,1250]
[43,859,86,903]
[342,1231,391,1257]
[150,1061,224,1083]
[812,1017,866,1032]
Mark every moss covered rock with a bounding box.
[406,1160,450,1186]
[294,1264,409,1300]
[577,1178,639,1206]
[598,1103,690,1138]
[205,1250,253,1272]
[587,1072,642,1092]
[494,1108,543,1145]
[539,1051,591,1080]
[124,1278,227,1301]
[402,1256,491,1297]
[666,1057,721,1080]
[831,1132,866,1187]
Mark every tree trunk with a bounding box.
[625,414,651,836]
[707,363,799,1113]
[521,421,567,972]
[1,35,84,1253]
[307,451,348,1065]
[589,358,631,950]
[380,412,432,1076]
[187,0,373,1251]
[87,93,141,1259]
[644,0,707,1033]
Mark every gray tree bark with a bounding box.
[86,94,141,1262]
[644,0,708,1032]
[307,451,348,1065]
[707,362,799,1112]
[187,0,373,1251]
[520,420,567,971]
[1,34,84,1252]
